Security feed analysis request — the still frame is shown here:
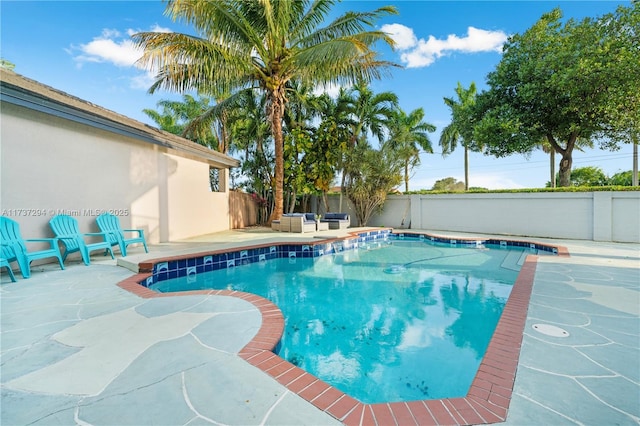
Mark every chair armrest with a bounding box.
[83,232,112,239]
[122,229,144,236]
[24,238,59,248]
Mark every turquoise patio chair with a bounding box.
[0,216,64,278]
[1,244,17,282]
[96,213,148,257]
[49,214,115,265]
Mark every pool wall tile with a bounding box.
[139,229,562,291]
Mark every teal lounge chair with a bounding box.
[96,213,148,257]
[49,214,115,265]
[1,244,17,282]
[0,216,64,278]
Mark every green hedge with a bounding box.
[404,186,640,195]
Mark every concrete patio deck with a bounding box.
[1,227,638,425]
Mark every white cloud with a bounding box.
[381,24,508,68]
[76,37,141,67]
[72,25,171,89]
[381,23,418,50]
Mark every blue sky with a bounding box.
[1,0,633,190]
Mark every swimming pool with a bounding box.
[148,233,544,403]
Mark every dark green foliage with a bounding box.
[473,4,640,187]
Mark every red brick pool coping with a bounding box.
[118,236,568,426]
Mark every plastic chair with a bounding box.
[49,215,115,265]
[0,216,64,278]
[96,213,148,257]
[1,244,17,282]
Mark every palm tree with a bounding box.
[346,81,399,146]
[386,107,435,192]
[133,0,398,222]
[338,82,399,210]
[143,94,218,149]
[439,82,477,191]
[312,90,354,211]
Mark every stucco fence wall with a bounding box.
[316,192,640,243]
[229,191,259,229]
[1,102,231,248]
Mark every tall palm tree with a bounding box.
[133,0,398,222]
[439,82,477,191]
[346,81,399,146]
[338,82,399,210]
[386,107,435,192]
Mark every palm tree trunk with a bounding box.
[463,145,469,191]
[339,171,345,212]
[633,137,638,186]
[404,162,410,193]
[550,150,556,188]
[269,90,285,222]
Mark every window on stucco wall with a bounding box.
[209,167,226,192]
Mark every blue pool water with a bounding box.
[151,240,530,403]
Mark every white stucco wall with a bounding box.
[316,191,639,243]
[400,192,638,243]
[1,102,230,245]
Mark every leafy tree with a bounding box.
[344,143,403,226]
[309,92,353,212]
[570,166,609,187]
[387,107,435,192]
[431,177,465,192]
[611,170,636,186]
[547,166,608,187]
[439,82,479,190]
[133,0,398,222]
[609,170,634,186]
[282,81,318,212]
[473,4,640,187]
[538,138,593,188]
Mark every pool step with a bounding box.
[501,250,531,271]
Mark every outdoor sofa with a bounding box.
[286,213,317,233]
[321,213,350,230]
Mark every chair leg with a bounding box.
[18,260,31,279]
[80,248,91,266]
[2,266,16,282]
[56,255,65,270]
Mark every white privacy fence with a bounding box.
[317,191,640,243]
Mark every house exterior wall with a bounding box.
[1,102,230,244]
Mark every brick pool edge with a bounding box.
[118,238,566,425]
